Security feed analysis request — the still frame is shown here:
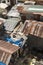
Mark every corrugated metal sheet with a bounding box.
[22,20,43,38]
[0,40,19,65]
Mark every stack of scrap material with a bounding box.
[9,22,27,47]
[22,20,43,38]
[0,40,20,65]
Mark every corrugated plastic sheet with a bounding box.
[4,18,20,32]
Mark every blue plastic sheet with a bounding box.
[0,62,6,65]
[4,36,24,47]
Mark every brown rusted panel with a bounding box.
[0,40,20,65]
[31,21,43,38]
[0,40,20,54]
[0,50,11,65]
[22,20,43,38]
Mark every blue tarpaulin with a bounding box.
[0,62,6,65]
[4,36,24,47]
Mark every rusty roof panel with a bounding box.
[22,20,43,38]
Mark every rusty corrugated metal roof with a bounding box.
[22,20,43,38]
